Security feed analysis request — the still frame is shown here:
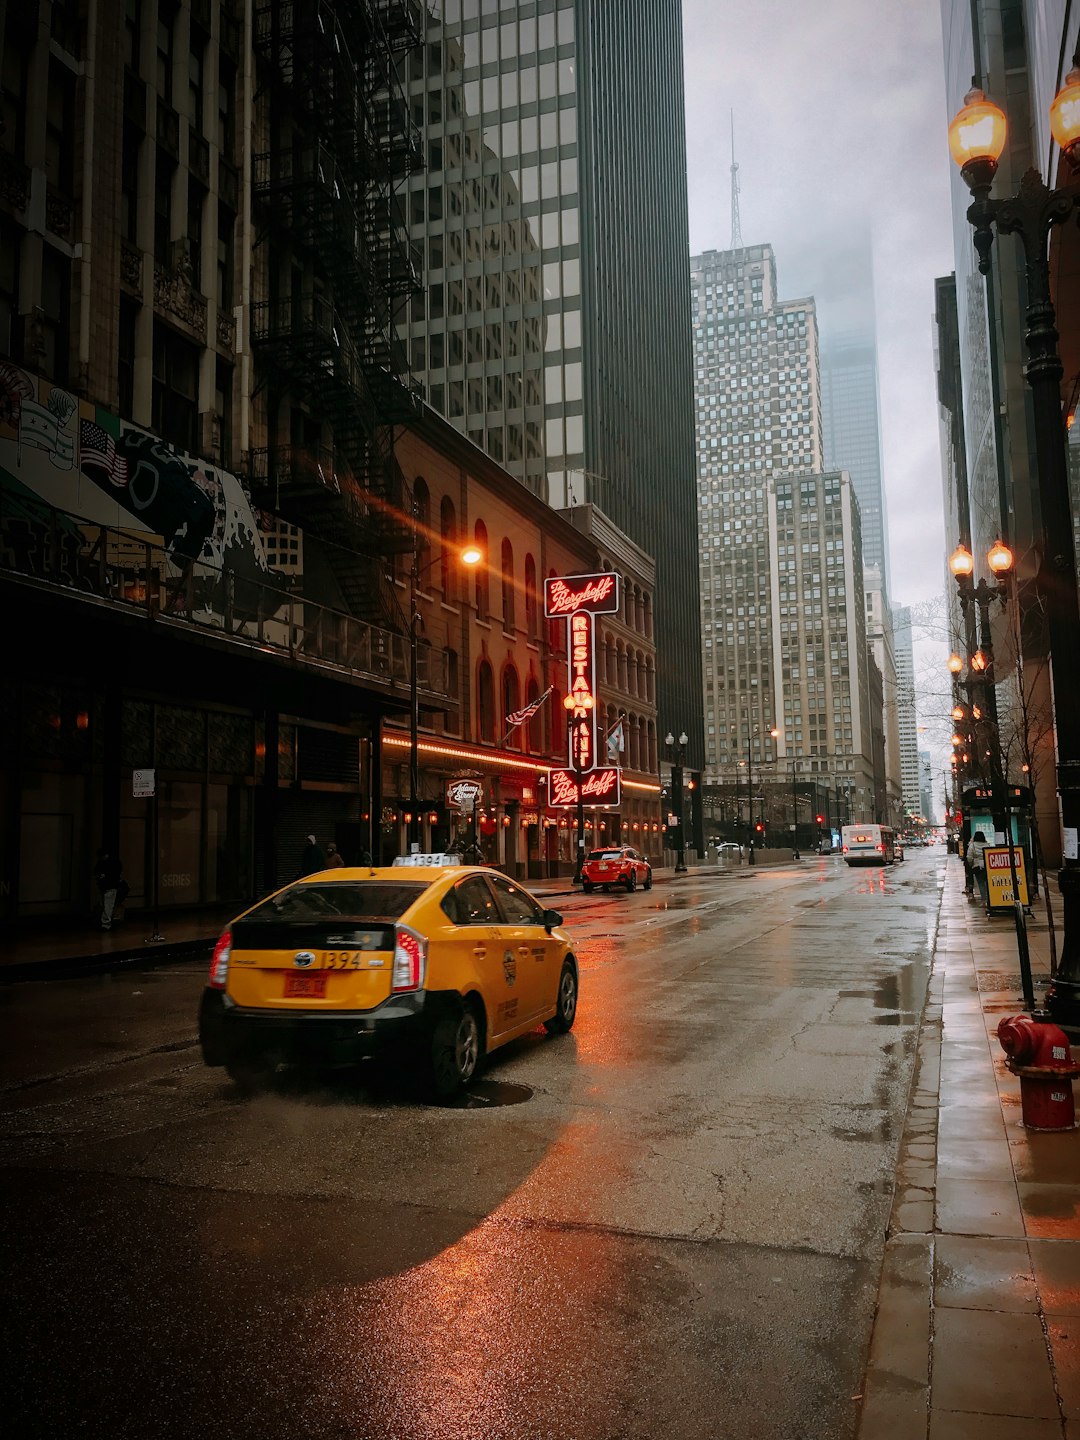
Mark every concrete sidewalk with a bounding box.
[858,859,1080,1438]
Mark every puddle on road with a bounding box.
[871,1012,918,1027]
[441,1080,534,1111]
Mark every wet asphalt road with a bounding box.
[2,853,945,1440]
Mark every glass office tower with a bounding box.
[402,0,702,767]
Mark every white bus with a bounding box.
[842,824,896,866]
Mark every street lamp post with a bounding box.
[665,730,689,873]
[408,523,482,853]
[949,62,1080,1021]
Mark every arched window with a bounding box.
[477,658,495,742]
[501,537,515,633]
[548,683,563,759]
[474,520,489,618]
[440,495,457,601]
[412,477,431,581]
[524,553,538,639]
[502,664,521,748]
[525,675,542,752]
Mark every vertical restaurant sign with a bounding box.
[543,572,620,806]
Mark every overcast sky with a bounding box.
[682,0,959,802]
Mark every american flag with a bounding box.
[504,684,553,731]
[80,419,129,489]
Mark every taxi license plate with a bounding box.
[283,972,328,999]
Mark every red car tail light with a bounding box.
[392,924,427,993]
[209,929,232,989]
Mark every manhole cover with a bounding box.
[445,1080,534,1110]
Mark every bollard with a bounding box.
[997,1016,1080,1131]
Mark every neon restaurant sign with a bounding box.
[544,571,621,808]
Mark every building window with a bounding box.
[189,34,205,135]
[501,537,515,632]
[118,296,137,420]
[121,126,141,243]
[39,247,70,384]
[524,553,538,639]
[525,677,542,752]
[214,215,234,316]
[0,220,21,360]
[477,660,495,742]
[440,495,457,601]
[474,520,489,618]
[187,179,204,289]
[124,0,141,72]
[157,4,176,106]
[2,41,26,159]
[217,58,235,159]
[151,321,198,454]
[502,665,521,749]
[412,476,431,580]
[154,150,175,264]
[45,60,76,194]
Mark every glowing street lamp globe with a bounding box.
[460,545,483,566]
[987,538,1015,577]
[1050,64,1080,159]
[948,653,964,675]
[948,87,1007,170]
[949,543,975,579]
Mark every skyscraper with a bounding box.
[401,0,702,765]
[692,244,821,778]
[821,330,890,591]
[892,605,921,819]
[692,244,874,816]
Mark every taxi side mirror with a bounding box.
[542,908,562,932]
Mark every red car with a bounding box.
[581,846,653,893]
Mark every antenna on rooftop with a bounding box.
[729,110,742,250]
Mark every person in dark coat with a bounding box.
[324,843,345,869]
[94,848,126,930]
[298,835,326,877]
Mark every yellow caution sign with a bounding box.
[985,846,1029,907]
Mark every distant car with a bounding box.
[581,846,652,893]
[198,863,577,1100]
[895,842,905,861]
[819,840,836,855]
[717,842,743,857]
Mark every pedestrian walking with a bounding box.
[969,830,989,907]
[298,834,325,878]
[357,847,373,866]
[94,847,128,930]
[324,842,345,869]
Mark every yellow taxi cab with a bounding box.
[198,857,578,1100]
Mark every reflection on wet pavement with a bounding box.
[2,854,947,1440]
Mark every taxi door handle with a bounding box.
[472,945,486,957]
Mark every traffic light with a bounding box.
[755,822,764,834]
[815,814,825,825]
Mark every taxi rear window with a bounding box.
[244,882,425,923]
[588,849,624,860]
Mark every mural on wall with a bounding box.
[0,360,277,583]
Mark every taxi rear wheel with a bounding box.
[429,1002,482,1100]
[544,961,578,1035]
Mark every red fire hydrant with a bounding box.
[997,1016,1080,1131]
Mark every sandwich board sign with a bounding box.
[986,846,1029,908]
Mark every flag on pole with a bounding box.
[606,717,625,763]
[502,684,553,742]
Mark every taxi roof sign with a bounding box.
[391,853,464,867]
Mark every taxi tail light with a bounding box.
[209,929,232,989]
[392,924,427,993]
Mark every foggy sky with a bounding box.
[682,0,959,797]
